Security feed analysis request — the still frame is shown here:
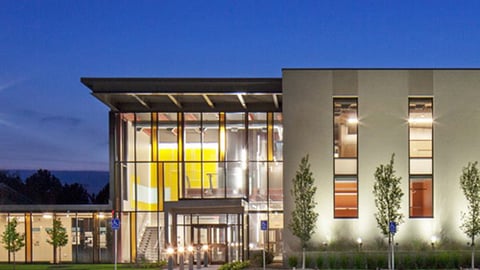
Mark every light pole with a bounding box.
[178,246,185,270]
[167,247,174,270]
[188,245,194,270]
[202,244,208,267]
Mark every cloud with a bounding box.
[0,78,27,94]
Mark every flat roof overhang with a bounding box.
[81,78,282,112]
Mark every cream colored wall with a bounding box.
[283,69,480,253]
[357,70,409,243]
[434,70,480,242]
[283,70,333,253]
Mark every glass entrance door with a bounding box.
[175,213,243,264]
[192,224,227,264]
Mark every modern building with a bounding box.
[81,78,284,264]
[1,69,479,264]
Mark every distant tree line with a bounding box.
[0,169,108,204]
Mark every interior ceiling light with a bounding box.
[347,118,358,124]
[408,117,433,124]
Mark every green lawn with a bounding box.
[0,264,152,270]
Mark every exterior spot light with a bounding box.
[167,246,174,270]
[357,238,363,251]
[98,213,105,219]
[202,244,208,251]
[43,213,53,219]
[178,246,185,253]
[187,245,194,253]
[431,236,437,249]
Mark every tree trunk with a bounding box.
[388,234,392,270]
[302,247,305,269]
[391,234,395,270]
[59,246,62,264]
[13,252,16,270]
[53,246,57,264]
[472,236,475,270]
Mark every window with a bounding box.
[409,98,433,217]
[333,98,358,218]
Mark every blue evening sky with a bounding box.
[1,0,479,171]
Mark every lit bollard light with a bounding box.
[188,246,194,270]
[178,246,185,270]
[202,244,208,267]
[167,247,174,270]
[196,245,201,269]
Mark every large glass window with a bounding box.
[136,212,162,262]
[248,113,267,161]
[333,98,358,218]
[226,113,246,161]
[273,113,283,161]
[115,111,281,203]
[184,113,202,161]
[409,98,433,217]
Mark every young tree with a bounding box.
[46,218,68,264]
[289,154,318,269]
[373,154,404,270]
[1,218,25,270]
[459,161,480,270]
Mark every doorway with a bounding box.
[192,224,226,263]
[175,213,244,264]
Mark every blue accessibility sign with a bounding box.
[389,221,396,234]
[261,220,268,231]
[112,218,120,230]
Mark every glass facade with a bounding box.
[0,212,113,264]
[333,98,358,218]
[409,98,433,218]
[113,111,283,263]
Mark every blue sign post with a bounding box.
[111,217,120,270]
[260,220,268,270]
[388,221,397,270]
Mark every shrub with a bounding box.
[339,254,350,269]
[353,253,365,269]
[249,249,274,267]
[327,254,336,269]
[305,256,314,268]
[218,260,250,270]
[287,256,298,268]
[315,255,324,269]
[132,258,167,269]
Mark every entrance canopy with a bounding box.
[81,78,282,112]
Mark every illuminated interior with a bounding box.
[409,98,433,218]
[334,99,358,218]
[114,111,283,263]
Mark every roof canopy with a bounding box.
[81,78,282,112]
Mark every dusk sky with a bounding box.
[1,1,480,171]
